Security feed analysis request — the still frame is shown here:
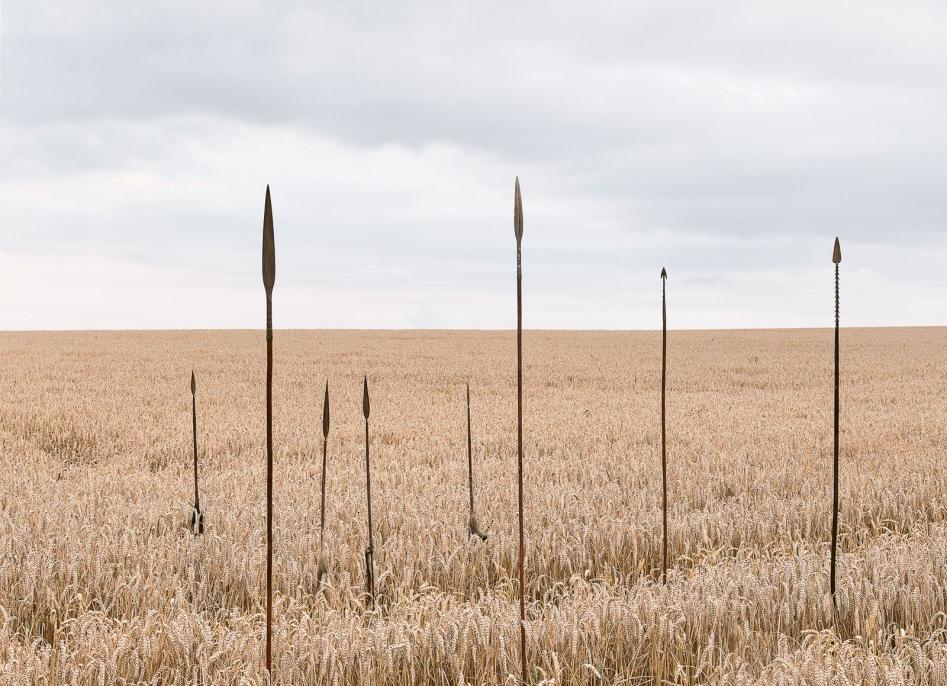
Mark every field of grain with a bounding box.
[0,328,945,685]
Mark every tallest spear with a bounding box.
[513,177,527,685]
[261,186,276,676]
[830,237,842,608]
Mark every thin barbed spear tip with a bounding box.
[833,237,842,264]
[661,267,667,280]
[363,376,370,419]
[323,381,330,438]
[263,186,276,294]
[190,370,195,394]
[514,177,523,243]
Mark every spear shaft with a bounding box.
[661,268,667,584]
[190,371,203,535]
[514,177,527,685]
[317,382,329,590]
[830,238,841,606]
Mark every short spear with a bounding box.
[261,185,276,676]
[830,237,842,608]
[513,177,528,685]
[317,381,330,591]
[190,370,204,535]
[660,267,668,584]
[362,375,376,608]
[466,383,487,541]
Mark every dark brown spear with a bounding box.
[262,185,275,676]
[830,237,841,608]
[190,370,204,535]
[513,176,527,685]
[317,381,330,591]
[467,383,487,541]
[362,375,376,608]
[660,267,668,584]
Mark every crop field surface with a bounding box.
[1,327,946,685]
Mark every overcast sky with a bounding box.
[1,1,945,330]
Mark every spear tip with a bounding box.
[661,267,667,280]
[362,375,370,419]
[190,370,195,394]
[513,177,523,243]
[262,185,276,294]
[322,381,330,438]
[833,237,841,264]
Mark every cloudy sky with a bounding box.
[1,1,945,330]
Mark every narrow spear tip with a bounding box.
[190,370,195,394]
[513,177,523,243]
[262,186,276,294]
[362,376,370,419]
[832,237,842,264]
[322,381,330,438]
[661,267,667,280]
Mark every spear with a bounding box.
[830,237,841,608]
[190,370,204,535]
[467,383,487,541]
[660,267,668,584]
[513,177,527,685]
[362,375,376,608]
[317,381,330,591]
[262,185,276,676]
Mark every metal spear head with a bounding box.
[362,376,370,420]
[322,381,330,438]
[191,370,196,395]
[833,237,841,264]
[513,177,523,244]
[661,267,667,280]
[263,185,276,295]
[466,381,470,404]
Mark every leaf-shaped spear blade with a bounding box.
[317,381,330,592]
[190,371,204,535]
[513,177,527,685]
[262,185,276,677]
[467,383,487,541]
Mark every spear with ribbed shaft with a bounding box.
[830,237,842,608]
[261,185,276,676]
[190,370,204,535]
[467,383,487,541]
[513,177,527,685]
[317,381,330,591]
[660,267,668,583]
[363,376,376,608]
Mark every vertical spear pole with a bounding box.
[660,267,667,583]
[190,371,204,535]
[363,376,376,608]
[467,383,487,541]
[261,185,276,677]
[513,177,527,685]
[830,237,841,608]
[317,382,330,590]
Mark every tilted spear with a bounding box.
[362,375,376,608]
[830,237,842,608]
[660,267,668,584]
[513,177,528,685]
[467,382,487,541]
[262,185,276,676]
[316,381,330,591]
[190,370,204,535]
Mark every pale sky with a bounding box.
[1,1,945,330]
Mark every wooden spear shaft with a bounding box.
[318,382,329,589]
[191,371,203,534]
[514,177,527,685]
[363,376,375,608]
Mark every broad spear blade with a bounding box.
[263,185,276,294]
[833,237,842,264]
[363,376,371,419]
[514,177,523,244]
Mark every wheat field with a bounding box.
[0,327,945,685]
